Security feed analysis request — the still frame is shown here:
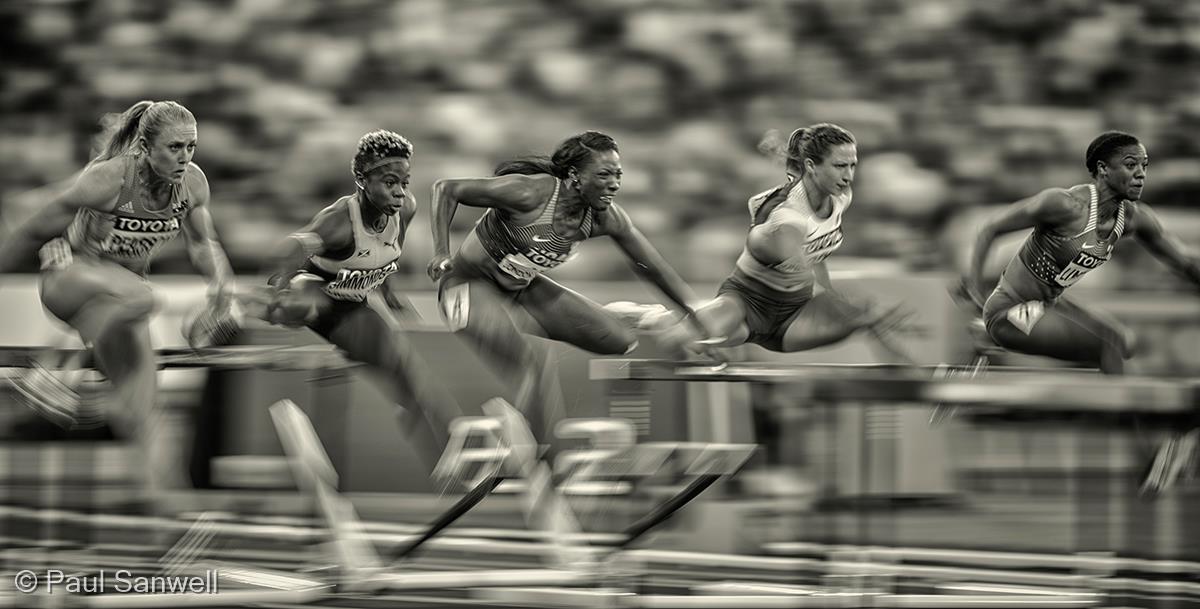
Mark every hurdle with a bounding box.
[582,357,1200,607]
[267,398,600,593]
[589,359,1200,412]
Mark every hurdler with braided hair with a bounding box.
[264,129,464,473]
[615,123,912,359]
[0,100,236,508]
[427,130,716,442]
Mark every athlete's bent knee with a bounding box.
[123,286,159,321]
[986,322,1022,352]
[597,327,639,355]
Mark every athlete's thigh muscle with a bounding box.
[40,259,154,327]
[515,275,636,355]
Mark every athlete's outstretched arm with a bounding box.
[179,165,235,300]
[0,160,123,273]
[813,262,859,312]
[427,174,544,279]
[603,203,706,326]
[811,261,878,326]
[267,205,350,289]
[968,188,1077,303]
[1130,202,1200,288]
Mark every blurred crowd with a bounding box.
[2,0,1199,288]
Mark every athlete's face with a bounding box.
[1098,144,1147,201]
[805,143,857,196]
[360,159,411,216]
[574,150,622,210]
[143,121,197,185]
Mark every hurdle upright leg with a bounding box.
[268,399,383,591]
[482,398,596,570]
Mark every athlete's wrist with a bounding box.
[207,279,233,302]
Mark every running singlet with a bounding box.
[473,179,594,284]
[733,178,851,293]
[1001,184,1127,303]
[308,195,401,302]
[65,155,192,274]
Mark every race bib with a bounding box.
[322,261,397,301]
[498,253,541,282]
[1054,250,1105,287]
[1005,300,1046,336]
[99,215,184,261]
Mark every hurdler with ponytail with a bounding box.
[90,100,196,164]
[620,121,916,363]
[0,99,236,512]
[426,130,713,443]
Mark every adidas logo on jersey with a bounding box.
[118,201,135,213]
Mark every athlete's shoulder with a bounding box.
[1122,198,1152,231]
[747,185,780,207]
[306,195,356,251]
[837,186,853,210]
[68,157,126,208]
[1047,184,1095,206]
[183,161,208,185]
[447,172,551,214]
[76,156,127,189]
[748,181,792,223]
[1030,185,1083,223]
[594,201,633,236]
[183,162,210,204]
[502,173,558,211]
[318,195,355,222]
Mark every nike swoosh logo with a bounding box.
[1081,242,1097,250]
[531,235,555,243]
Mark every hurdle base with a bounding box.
[473,586,633,608]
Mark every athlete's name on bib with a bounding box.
[1055,250,1106,287]
[499,248,574,280]
[100,233,177,259]
[805,228,842,254]
[328,261,398,294]
[521,246,573,268]
[112,216,181,233]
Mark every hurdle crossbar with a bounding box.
[0,345,356,371]
[589,359,1200,412]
